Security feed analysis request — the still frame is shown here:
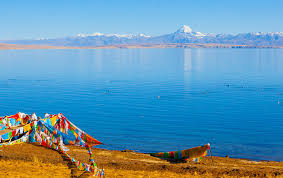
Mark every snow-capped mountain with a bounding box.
[175,25,205,37]
[2,25,283,47]
[150,25,283,45]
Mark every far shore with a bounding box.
[0,143,283,177]
[0,43,282,50]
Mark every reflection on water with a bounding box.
[184,48,192,72]
[0,48,283,161]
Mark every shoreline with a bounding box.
[1,143,282,177]
[0,43,282,50]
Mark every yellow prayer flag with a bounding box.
[51,116,58,126]
[23,124,31,132]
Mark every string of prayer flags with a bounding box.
[0,112,104,177]
[150,144,210,162]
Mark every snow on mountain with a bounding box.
[139,34,151,38]
[77,32,104,37]
[172,25,206,41]
[176,25,193,33]
[77,32,151,39]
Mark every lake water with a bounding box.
[0,48,283,161]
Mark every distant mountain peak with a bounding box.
[176,25,193,33]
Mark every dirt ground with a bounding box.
[0,143,283,177]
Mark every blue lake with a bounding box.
[0,48,283,161]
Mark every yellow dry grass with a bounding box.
[0,160,70,177]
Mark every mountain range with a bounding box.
[2,25,283,47]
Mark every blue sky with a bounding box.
[0,0,282,40]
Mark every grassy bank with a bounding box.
[0,143,283,177]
